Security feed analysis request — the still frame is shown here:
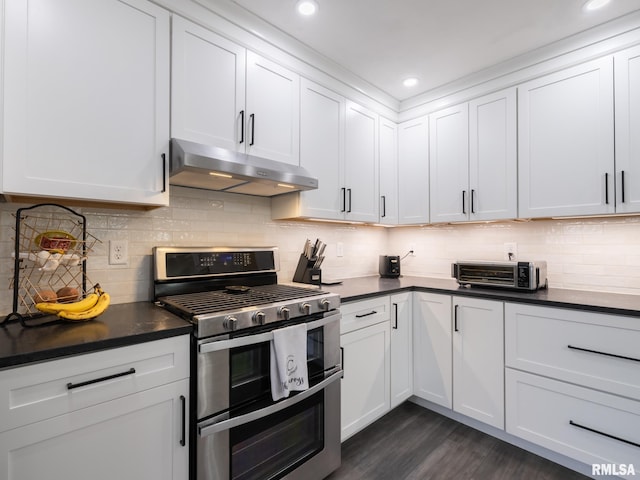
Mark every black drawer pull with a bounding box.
[180,395,186,447]
[568,345,640,363]
[454,305,459,332]
[340,347,344,378]
[569,420,640,448]
[355,310,377,318]
[67,367,136,390]
[392,303,398,329]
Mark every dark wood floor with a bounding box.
[326,402,590,480]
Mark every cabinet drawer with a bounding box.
[0,335,189,432]
[341,296,390,334]
[505,303,640,400]
[506,369,640,472]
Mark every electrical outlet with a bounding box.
[503,242,517,261]
[336,242,344,257]
[409,244,416,256]
[109,239,129,265]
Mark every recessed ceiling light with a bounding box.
[403,77,419,88]
[583,0,611,11]
[296,0,318,16]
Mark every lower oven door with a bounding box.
[197,368,341,480]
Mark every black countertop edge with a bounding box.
[325,276,640,318]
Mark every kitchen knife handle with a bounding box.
[621,170,626,203]
[341,188,346,212]
[462,191,466,214]
[180,395,186,447]
[347,188,352,213]
[471,189,475,214]
[161,153,167,193]
[454,305,459,332]
[67,368,136,390]
[381,195,386,218]
[239,110,245,144]
[605,172,609,204]
[569,420,640,449]
[249,113,255,146]
[393,303,398,329]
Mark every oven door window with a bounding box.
[230,391,324,480]
[230,327,325,409]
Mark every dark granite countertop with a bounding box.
[324,276,640,317]
[0,302,192,369]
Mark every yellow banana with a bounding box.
[57,292,111,321]
[35,292,99,314]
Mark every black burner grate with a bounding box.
[159,284,325,316]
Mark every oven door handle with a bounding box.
[198,311,341,354]
[198,367,342,438]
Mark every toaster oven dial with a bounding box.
[300,302,311,315]
[253,311,266,325]
[223,316,238,331]
[279,307,291,320]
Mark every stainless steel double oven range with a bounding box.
[153,247,342,480]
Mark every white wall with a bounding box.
[389,217,640,296]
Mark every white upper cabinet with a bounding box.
[518,57,615,218]
[398,116,430,224]
[295,79,346,220]
[171,17,245,151]
[469,88,517,221]
[614,45,640,214]
[344,101,379,222]
[378,117,399,225]
[245,52,300,165]
[429,104,469,223]
[172,18,299,165]
[2,0,170,206]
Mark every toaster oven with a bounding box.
[451,261,547,291]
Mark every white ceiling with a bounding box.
[228,0,640,101]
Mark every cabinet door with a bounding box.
[340,321,390,441]
[452,297,504,429]
[2,0,170,206]
[344,101,379,222]
[615,45,640,213]
[398,116,430,224]
[429,104,469,223]
[298,79,345,220]
[412,292,452,408]
[469,88,517,221]
[0,380,189,480]
[171,16,245,151]
[379,117,399,225]
[390,292,413,408]
[518,57,615,218]
[246,51,300,165]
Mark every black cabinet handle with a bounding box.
[454,305,459,332]
[355,310,377,318]
[621,170,626,203]
[462,191,466,214]
[249,113,255,146]
[381,196,386,218]
[471,189,475,214]
[180,395,186,447]
[161,153,167,193]
[340,347,344,378]
[392,303,398,329]
[341,188,346,212]
[67,367,136,390]
[569,420,640,448]
[239,110,245,144]
[568,344,640,363]
[347,189,352,213]
[605,172,609,204]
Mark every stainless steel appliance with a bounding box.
[153,246,342,480]
[451,260,548,290]
[379,255,400,278]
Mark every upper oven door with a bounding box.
[197,310,341,420]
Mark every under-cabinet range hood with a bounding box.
[169,138,318,197]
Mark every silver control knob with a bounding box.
[223,316,238,331]
[253,311,266,325]
[279,307,291,320]
[319,298,331,311]
[300,302,311,315]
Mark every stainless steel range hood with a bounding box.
[169,138,318,197]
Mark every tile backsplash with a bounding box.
[2,187,640,316]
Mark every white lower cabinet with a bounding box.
[0,336,190,480]
[390,292,413,408]
[340,296,391,441]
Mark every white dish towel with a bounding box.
[270,323,309,401]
